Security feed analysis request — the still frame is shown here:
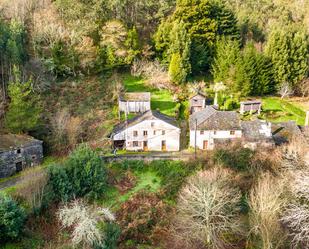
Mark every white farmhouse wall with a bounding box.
[114,119,180,151]
[119,101,151,113]
[190,130,242,150]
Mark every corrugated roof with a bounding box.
[113,110,179,135]
[189,106,241,130]
[0,134,42,152]
[119,92,151,102]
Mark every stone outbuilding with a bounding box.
[189,92,207,114]
[0,134,43,178]
[119,92,151,114]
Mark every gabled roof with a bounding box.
[119,92,151,102]
[189,106,241,130]
[0,134,42,152]
[190,92,206,100]
[113,110,179,134]
[242,120,272,142]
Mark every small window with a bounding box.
[153,130,156,135]
[151,122,155,127]
[214,130,217,135]
[32,155,37,160]
[133,131,138,137]
[162,130,165,135]
[230,131,235,135]
[16,148,21,154]
[143,130,148,136]
[200,131,204,135]
[133,141,139,147]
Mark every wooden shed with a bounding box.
[240,100,262,115]
[119,92,151,114]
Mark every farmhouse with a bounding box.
[240,100,262,115]
[0,134,43,179]
[242,120,274,149]
[189,92,207,114]
[189,106,242,150]
[119,92,151,114]
[112,110,180,151]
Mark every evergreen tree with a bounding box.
[169,52,187,84]
[265,27,308,89]
[5,67,41,133]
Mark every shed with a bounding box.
[0,134,43,178]
[119,92,151,114]
[240,100,262,115]
[189,92,207,114]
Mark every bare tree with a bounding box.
[296,78,309,97]
[173,168,243,249]
[58,200,115,248]
[249,173,287,249]
[279,82,294,99]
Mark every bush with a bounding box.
[0,193,27,241]
[48,144,108,201]
[97,223,121,249]
[214,147,255,172]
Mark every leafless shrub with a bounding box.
[249,173,287,249]
[66,116,83,149]
[296,78,309,97]
[281,204,309,247]
[131,59,171,89]
[109,73,124,102]
[58,200,115,248]
[173,167,243,249]
[279,82,294,99]
[13,170,48,212]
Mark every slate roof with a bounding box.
[240,100,262,105]
[0,134,42,152]
[119,92,151,102]
[272,121,305,145]
[190,92,206,100]
[242,120,272,142]
[189,106,241,130]
[113,110,179,134]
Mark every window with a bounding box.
[214,130,217,135]
[133,131,138,137]
[153,130,156,135]
[162,130,165,135]
[16,148,21,154]
[230,131,235,135]
[200,131,204,135]
[143,130,148,136]
[32,155,37,160]
[133,141,139,147]
[151,122,155,127]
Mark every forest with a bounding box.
[0,0,309,249]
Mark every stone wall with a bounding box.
[0,141,43,179]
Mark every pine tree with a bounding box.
[169,52,187,84]
[5,67,41,133]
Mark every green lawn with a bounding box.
[123,75,177,116]
[261,97,306,125]
[99,170,161,210]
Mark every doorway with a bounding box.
[161,140,166,151]
[203,140,208,150]
[15,162,23,173]
[143,141,148,151]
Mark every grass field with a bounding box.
[123,75,177,116]
[261,97,306,125]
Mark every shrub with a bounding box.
[249,173,286,249]
[0,193,27,241]
[117,191,171,245]
[214,147,255,172]
[48,144,108,201]
[96,223,121,249]
[173,168,243,249]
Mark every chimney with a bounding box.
[306,111,309,127]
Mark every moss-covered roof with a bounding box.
[0,134,42,152]
[119,92,151,102]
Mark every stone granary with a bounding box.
[240,100,262,115]
[189,92,207,114]
[119,92,151,114]
[0,134,43,178]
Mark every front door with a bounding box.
[143,141,148,151]
[203,140,208,150]
[161,140,166,151]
